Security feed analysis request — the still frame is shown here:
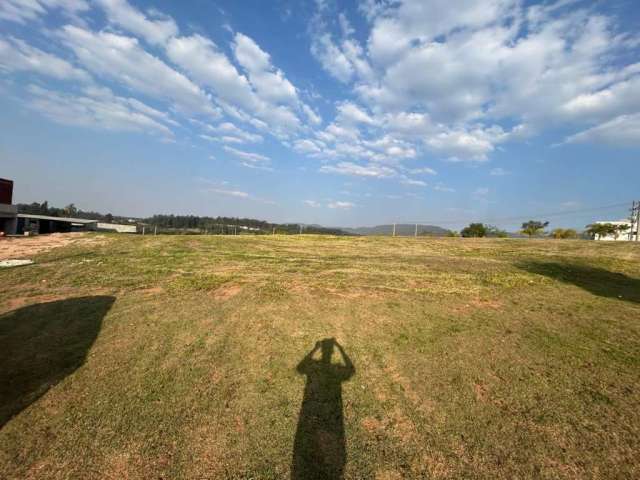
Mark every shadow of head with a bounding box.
[320,337,336,363]
[0,296,115,428]
[518,261,640,304]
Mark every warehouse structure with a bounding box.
[16,214,98,234]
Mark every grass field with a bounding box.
[1,234,640,479]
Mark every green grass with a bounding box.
[1,234,640,479]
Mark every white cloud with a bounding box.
[336,101,376,125]
[473,187,489,196]
[560,75,640,124]
[96,0,178,46]
[426,130,494,162]
[167,34,302,134]
[223,146,272,169]
[201,122,263,143]
[0,36,90,82]
[198,178,275,203]
[327,201,355,209]
[367,0,517,66]
[564,113,640,147]
[304,200,321,208]
[0,0,88,24]
[26,84,173,137]
[489,167,509,176]
[434,183,455,192]
[311,33,354,83]
[320,161,396,178]
[302,104,322,126]
[59,26,218,117]
[410,167,437,175]
[310,0,640,156]
[167,34,254,109]
[233,33,298,105]
[207,188,250,198]
[400,177,426,187]
[293,139,323,155]
[310,11,373,85]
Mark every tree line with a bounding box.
[17,201,628,239]
[457,220,629,239]
[16,201,350,235]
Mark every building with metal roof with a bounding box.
[17,214,98,235]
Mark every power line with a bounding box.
[406,201,632,226]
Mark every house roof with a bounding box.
[18,213,98,224]
[595,220,630,226]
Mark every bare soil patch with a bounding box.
[0,233,107,260]
[210,283,243,300]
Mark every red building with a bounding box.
[0,178,18,235]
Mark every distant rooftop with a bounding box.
[18,213,98,224]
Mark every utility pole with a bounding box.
[414,223,418,237]
[392,223,396,237]
[632,200,640,242]
[299,224,303,235]
[630,201,636,241]
[636,201,640,241]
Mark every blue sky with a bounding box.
[1,0,639,230]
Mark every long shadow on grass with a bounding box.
[0,296,115,428]
[518,261,640,304]
[292,338,355,480]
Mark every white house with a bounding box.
[593,220,638,241]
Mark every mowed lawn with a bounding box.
[1,234,640,479]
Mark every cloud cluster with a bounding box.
[0,0,638,193]
[305,0,640,180]
[1,0,319,156]
[26,84,174,137]
[0,0,88,24]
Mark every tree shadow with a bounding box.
[0,296,115,428]
[518,261,640,304]
[292,338,355,480]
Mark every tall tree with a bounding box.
[461,223,488,238]
[63,203,78,217]
[521,220,549,237]
[586,223,627,240]
[550,228,578,239]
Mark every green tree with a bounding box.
[486,225,508,238]
[551,228,578,239]
[63,203,78,217]
[461,223,488,238]
[586,223,628,240]
[521,220,549,237]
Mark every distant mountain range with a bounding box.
[343,224,450,236]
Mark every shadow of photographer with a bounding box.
[292,338,355,480]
